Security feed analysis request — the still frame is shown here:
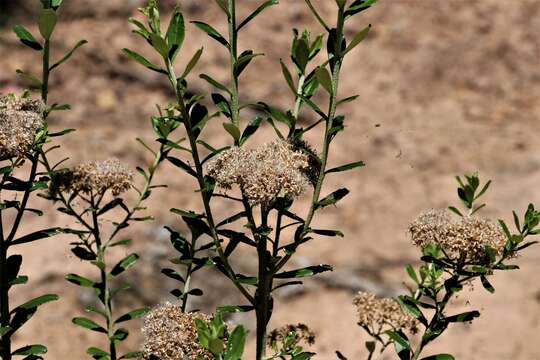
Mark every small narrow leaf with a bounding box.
[38,9,57,39]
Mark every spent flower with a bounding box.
[408,209,507,264]
[142,302,215,360]
[353,292,418,333]
[0,94,44,159]
[207,139,311,205]
[55,158,133,196]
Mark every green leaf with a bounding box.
[120,351,141,359]
[150,33,169,58]
[256,102,294,129]
[291,353,315,360]
[344,25,371,54]
[72,317,107,333]
[15,70,42,88]
[110,253,139,276]
[223,123,241,142]
[217,305,254,314]
[166,9,185,60]
[240,116,263,145]
[315,67,332,94]
[480,275,495,293]
[200,74,231,94]
[110,328,129,343]
[11,228,62,246]
[12,344,47,356]
[13,25,42,50]
[405,264,419,284]
[86,347,109,359]
[167,156,198,177]
[309,228,344,237]
[180,47,204,79]
[275,264,333,279]
[420,355,455,360]
[224,326,247,360]
[192,21,229,48]
[50,39,88,71]
[38,9,57,39]
[17,294,59,310]
[237,0,278,31]
[280,59,296,94]
[445,311,480,323]
[65,273,96,288]
[316,188,350,209]
[385,330,410,349]
[115,308,149,324]
[345,0,378,17]
[235,50,263,77]
[325,161,365,174]
[122,48,167,74]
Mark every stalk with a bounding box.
[165,60,254,305]
[227,0,240,129]
[255,206,271,360]
[273,6,346,275]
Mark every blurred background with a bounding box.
[0,0,539,358]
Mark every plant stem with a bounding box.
[0,232,10,360]
[42,39,50,103]
[227,0,240,129]
[91,195,116,360]
[255,206,271,360]
[273,7,345,274]
[165,60,254,305]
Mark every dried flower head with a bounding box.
[142,302,215,360]
[267,323,316,348]
[353,292,418,333]
[408,209,507,263]
[56,158,133,196]
[0,94,44,159]
[207,139,311,205]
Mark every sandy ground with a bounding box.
[0,0,539,359]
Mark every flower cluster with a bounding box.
[55,158,133,196]
[207,139,312,205]
[267,323,316,348]
[353,292,418,333]
[408,210,507,263]
[0,94,44,159]
[141,302,215,360]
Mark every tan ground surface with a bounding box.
[1,0,539,359]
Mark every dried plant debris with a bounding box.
[409,209,507,264]
[55,158,133,196]
[207,139,312,205]
[142,302,215,360]
[353,292,419,333]
[0,94,44,159]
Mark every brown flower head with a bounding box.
[408,209,507,263]
[353,292,418,333]
[267,323,316,349]
[0,94,44,159]
[57,159,133,196]
[142,302,215,360]
[207,139,311,205]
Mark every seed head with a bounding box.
[0,94,44,159]
[142,302,215,360]
[56,158,133,196]
[353,292,418,333]
[408,209,507,263]
[207,139,312,206]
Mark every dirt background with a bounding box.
[1,0,539,359]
